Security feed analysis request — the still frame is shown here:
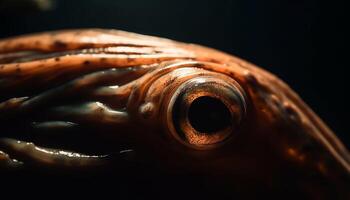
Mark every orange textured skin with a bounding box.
[0,29,349,199]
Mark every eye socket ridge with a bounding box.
[168,76,246,148]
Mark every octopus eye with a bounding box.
[166,76,246,149]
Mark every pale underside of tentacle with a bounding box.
[0,138,110,169]
[0,67,143,169]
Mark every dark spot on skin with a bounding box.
[0,65,4,69]
[78,44,95,49]
[16,43,24,49]
[164,77,176,87]
[244,71,258,85]
[228,71,235,77]
[52,40,67,49]
[55,57,61,62]
[208,58,220,63]
[2,42,10,49]
[191,63,204,68]
[284,103,301,122]
[34,41,41,46]
[16,64,21,72]
[270,95,281,107]
[100,57,107,62]
[127,56,135,62]
[244,71,262,92]
[74,31,82,36]
[83,60,91,65]
[49,31,59,36]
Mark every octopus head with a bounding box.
[0,29,348,198]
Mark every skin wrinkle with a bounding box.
[1,46,191,64]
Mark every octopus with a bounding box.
[0,29,349,199]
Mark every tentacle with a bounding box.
[20,67,145,109]
[0,138,112,169]
[0,67,144,117]
[0,97,28,113]
[0,29,178,53]
[49,102,129,126]
[0,46,192,64]
[0,54,190,91]
[0,150,23,169]
[31,121,78,130]
[89,84,134,109]
[0,51,37,64]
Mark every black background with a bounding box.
[0,0,348,147]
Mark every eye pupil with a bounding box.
[188,96,231,133]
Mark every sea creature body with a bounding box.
[0,29,349,199]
